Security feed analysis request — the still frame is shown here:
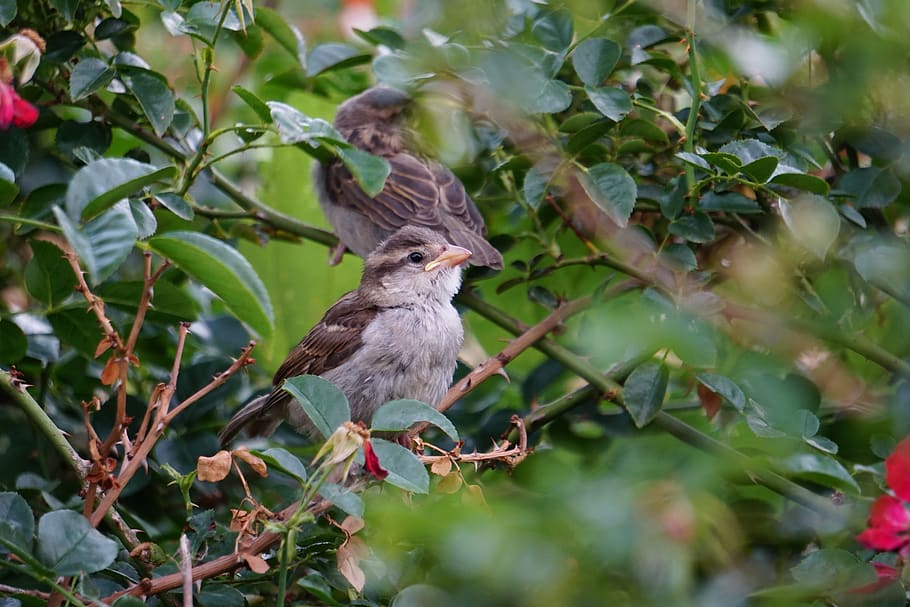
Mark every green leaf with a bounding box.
[698,191,762,214]
[572,38,621,87]
[69,58,115,101]
[700,152,742,174]
[853,244,910,297]
[184,1,242,33]
[197,584,247,607]
[577,162,637,227]
[37,510,118,575]
[267,101,342,146]
[154,192,194,220]
[791,549,876,591]
[774,452,860,494]
[769,172,830,195]
[128,199,157,239]
[24,240,76,307]
[119,66,175,137]
[47,306,104,357]
[624,361,668,428]
[53,203,139,285]
[669,211,715,243]
[253,447,308,483]
[371,399,459,442]
[839,167,901,208]
[282,375,350,439]
[780,194,840,259]
[621,119,669,146]
[255,6,305,64]
[231,85,272,123]
[522,165,549,208]
[65,158,176,220]
[675,152,711,171]
[96,280,199,322]
[0,161,17,205]
[532,9,574,52]
[0,320,27,363]
[56,120,113,161]
[525,79,572,114]
[305,43,369,77]
[331,144,391,198]
[148,231,274,336]
[353,26,405,50]
[695,373,746,411]
[586,86,631,121]
[739,156,778,183]
[370,438,429,494]
[0,0,16,27]
[317,482,364,518]
[0,492,34,555]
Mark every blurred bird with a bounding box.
[219,226,471,445]
[313,86,503,270]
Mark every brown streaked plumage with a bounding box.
[219,226,471,445]
[314,86,503,270]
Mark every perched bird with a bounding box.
[219,226,471,445]
[313,86,503,270]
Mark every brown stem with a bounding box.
[89,339,255,528]
[102,498,334,603]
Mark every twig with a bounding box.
[179,534,193,607]
[456,292,841,516]
[419,415,529,468]
[89,340,256,528]
[0,584,51,600]
[102,498,335,603]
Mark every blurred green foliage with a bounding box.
[0,0,909,605]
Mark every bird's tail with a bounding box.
[218,393,282,446]
[449,229,503,270]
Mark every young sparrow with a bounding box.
[219,226,471,445]
[313,86,503,270]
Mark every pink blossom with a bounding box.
[0,80,38,130]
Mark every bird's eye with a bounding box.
[407,251,424,264]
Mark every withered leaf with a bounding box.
[100,356,119,386]
[340,515,364,535]
[437,470,463,494]
[337,537,368,592]
[232,446,268,477]
[697,383,723,421]
[430,458,453,477]
[197,450,232,482]
[242,552,270,574]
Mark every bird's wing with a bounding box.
[325,152,480,233]
[261,291,379,411]
[326,152,503,268]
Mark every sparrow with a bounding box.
[219,225,472,445]
[313,86,504,270]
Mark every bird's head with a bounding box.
[334,86,411,143]
[361,226,472,305]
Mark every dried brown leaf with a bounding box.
[100,356,119,386]
[337,537,368,592]
[340,515,364,535]
[197,450,232,482]
[437,470,463,494]
[94,338,112,358]
[241,552,270,574]
[430,458,453,477]
[232,446,268,477]
[463,483,487,507]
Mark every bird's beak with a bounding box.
[424,245,472,272]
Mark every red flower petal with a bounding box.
[363,440,388,480]
[850,562,900,595]
[886,435,910,502]
[857,526,909,551]
[869,495,910,530]
[11,95,38,128]
[0,83,14,130]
